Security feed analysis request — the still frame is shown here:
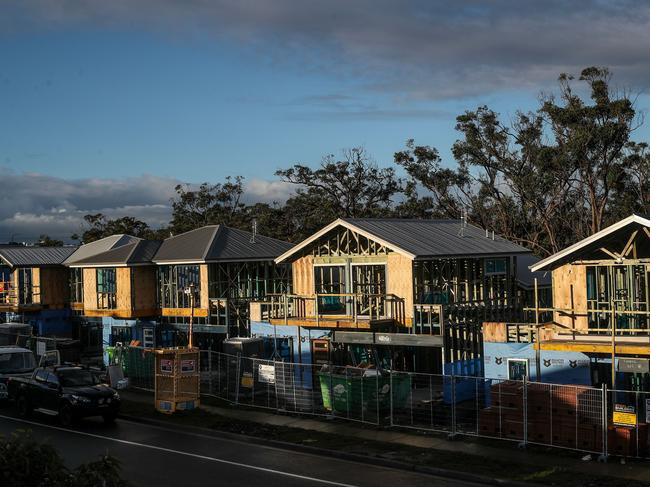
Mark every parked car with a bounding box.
[0,346,37,400]
[8,365,120,426]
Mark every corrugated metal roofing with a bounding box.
[343,218,530,259]
[69,239,162,266]
[516,253,551,290]
[64,234,141,266]
[153,225,293,263]
[0,246,76,267]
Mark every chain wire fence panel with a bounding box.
[120,347,650,460]
[607,389,650,459]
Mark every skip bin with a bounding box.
[318,369,411,413]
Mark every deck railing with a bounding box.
[260,293,406,327]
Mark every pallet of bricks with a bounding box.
[607,422,648,457]
[478,381,603,452]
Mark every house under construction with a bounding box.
[250,217,536,374]
[484,213,650,392]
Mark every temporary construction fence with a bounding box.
[123,346,650,460]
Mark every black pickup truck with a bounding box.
[8,365,120,426]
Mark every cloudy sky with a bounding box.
[2,1,650,241]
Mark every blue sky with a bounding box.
[2,1,650,241]
[2,28,527,182]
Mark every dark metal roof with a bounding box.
[153,225,294,263]
[516,253,551,290]
[0,247,76,267]
[70,239,161,266]
[342,218,531,259]
[64,234,141,266]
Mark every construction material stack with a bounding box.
[154,347,200,414]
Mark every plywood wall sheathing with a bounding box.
[551,263,588,331]
[132,266,157,311]
[482,322,507,342]
[386,253,413,319]
[82,268,97,311]
[116,268,132,311]
[39,267,69,307]
[292,255,315,316]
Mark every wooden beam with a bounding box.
[622,230,639,257]
[599,247,621,260]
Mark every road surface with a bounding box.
[0,410,485,486]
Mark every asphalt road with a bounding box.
[0,410,485,487]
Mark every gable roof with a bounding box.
[275,218,531,263]
[68,239,161,267]
[516,253,551,290]
[0,246,76,267]
[530,214,650,272]
[64,234,142,266]
[153,225,294,264]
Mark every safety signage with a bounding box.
[613,404,637,427]
[258,364,275,384]
[160,359,173,373]
[180,359,196,373]
[241,372,254,388]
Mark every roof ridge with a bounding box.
[203,225,222,260]
[166,225,220,240]
[123,240,142,264]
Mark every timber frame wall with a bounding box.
[0,265,69,311]
[287,225,520,328]
[159,261,291,335]
[81,266,158,318]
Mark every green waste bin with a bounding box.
[318,370,411,413]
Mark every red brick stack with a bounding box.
[478,381,604,451]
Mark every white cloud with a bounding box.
[0,169,294,242]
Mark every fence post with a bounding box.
[346,367,350,420]
[207,350,213,396]
[389,370,394,427]
[361,371,364,423]
[251,357,256,407]
[475,377,480,436]
[235,353,241,405]
[450,372,457,438]
[599,383,608,463]
[376,371,380,426]
[430,375,434,429]
[521,375,528,448]
[634,391,636,457]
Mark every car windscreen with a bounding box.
[0,351,36,374]
[57,369,99,387]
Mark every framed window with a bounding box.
[0,266,10,305]
[314,265,346,314]
[485,258,507,275]
[96,268,117,309]
[69,268,84,303]
[158,265,200,308]
[507,358,528,381]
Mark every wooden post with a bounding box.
[534,278,541,381]
[188,283,195,349]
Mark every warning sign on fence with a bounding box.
[613,404,637,427]
[258,364,275,384]
[160,359,173,373]
[241,372,254,388]
[180,359,196,373]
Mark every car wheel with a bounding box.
[16,395,31,419]
[59,404,74,427]
[102,412,117,424]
